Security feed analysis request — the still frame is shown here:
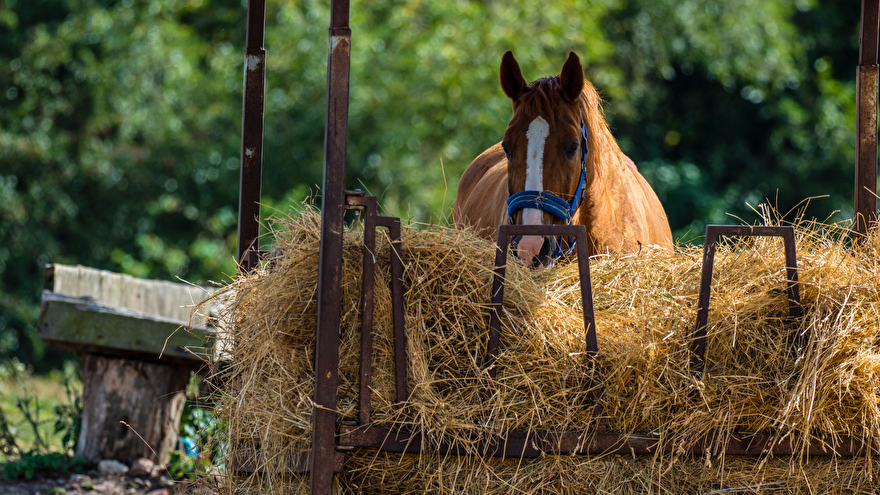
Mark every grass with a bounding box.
[0,360,82,464]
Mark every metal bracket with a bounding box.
[489,224,603,419]
[691,225,802,375]
[345,192,406,424]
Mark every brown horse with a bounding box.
[454,51,673,266]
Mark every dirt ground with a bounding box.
[0,471,217,495]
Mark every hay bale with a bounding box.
[203,208,880,494]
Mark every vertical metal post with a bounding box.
[354,196,378,427]
[572,227,603,423]
[310,0,352,492]
[691,230,719,375]
[346,193,407,424]
[856,0,880,237]
[237,0,267,271]
[387,219,407,403]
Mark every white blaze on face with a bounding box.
[518,116,551,265]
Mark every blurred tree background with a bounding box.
[0,0,867,370]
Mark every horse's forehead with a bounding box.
[525,116,550,141]
[508,108,577,138]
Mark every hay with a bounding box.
[203,207,880,494]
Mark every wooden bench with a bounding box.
[37,264,218,466]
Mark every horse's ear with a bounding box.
[500,51,527,101]
[559,51,584,102]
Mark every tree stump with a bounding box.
[76,353,192,466]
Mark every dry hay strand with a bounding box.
[201,207,880,494]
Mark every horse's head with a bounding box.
[500,51,589,267]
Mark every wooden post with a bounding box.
[77,354,192,465]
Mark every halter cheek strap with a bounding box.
[506,122,589,259]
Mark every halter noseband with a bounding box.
[506,122,589,260]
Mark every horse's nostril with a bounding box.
[533,237,552,268]
[512,235,555,268]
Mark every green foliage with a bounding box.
[2,451,86,479]
[0,0,865,369]
[170,401,222,480]
[604,0,860,238]
[0,364,82,477]
[1,0,242,369]
[0,360,82,463]
[169,372,224,480]
[166,448,212,481]
[0,406,19,458]
[52,367,82,453]
[179,404,217,450]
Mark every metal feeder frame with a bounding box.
[233,1,880,492]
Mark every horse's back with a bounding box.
[592,152,673,252]
[453,143,509,239]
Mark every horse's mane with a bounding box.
[517,76,623,180]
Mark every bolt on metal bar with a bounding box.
[310,0,353,491]
[237,0,267,272]
[856,0,880,238]
[488,224,602,418]
[691,225,802,375]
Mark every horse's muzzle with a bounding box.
[510,235,555,268]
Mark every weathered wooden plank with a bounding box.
[79,266,99,301]
[48,264,216,322]
[100,270,121,308]
[160,284,182,323]
[38,291,213,363]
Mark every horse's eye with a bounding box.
[564,141,579,158]
[501,142,511,158]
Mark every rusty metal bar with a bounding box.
[237,0,267,272]
[380,216,407,403]
[346,193,407,422]
[310,0,353,491]
[347,193,378,425]
[338,424,872,457]
[856,0,880,237]
[691,225,801,375]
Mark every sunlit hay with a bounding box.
[203,207,880,494]
[340,452,879,494]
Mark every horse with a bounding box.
[453,51,674,266]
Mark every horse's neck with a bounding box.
[574,153,630,252]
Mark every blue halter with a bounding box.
[506,122,589,260]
